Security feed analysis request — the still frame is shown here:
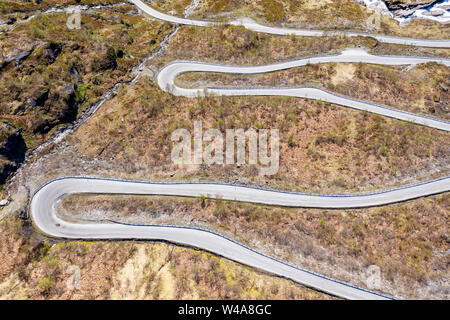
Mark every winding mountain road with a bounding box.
[31,177,450,300]
[129,0,450,48]
[26,1,450,300]
[158,48,450,131]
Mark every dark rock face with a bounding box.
[117,49,125,58]
[0,161,18,185]
[69,66,82,83]
[0,123,26,163]
[92,46,118,72]
[30,84,79,134]
[0,49,33,70]
[60,83,78,122]
[14,50,33,66]
[32,88,50,107]
[14,87,49,115]
[44,42,62,64]
[6,17,16,25]
[0,122,26,184]
[384,0,440,17]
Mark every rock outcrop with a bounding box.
[0,122,26,184]
[384,0,441,17]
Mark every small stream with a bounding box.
[4,0,448,198]
[6,0,200,196]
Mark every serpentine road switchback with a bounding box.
[157,48,450,131]
[28,0,450,300]
[31,176,450,300]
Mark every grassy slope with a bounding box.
[58,192,450,299]
[175,62,450,120]
[69,78,449,194]
[150,25,449,70]
[0,217,327,299]
[150,0,450,39]
[1,0,448,301]
[0,9,172,149]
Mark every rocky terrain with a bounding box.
[384,0,440,17]
[0,0,448,300]
[57,193,449,299]
[0,122,26,185]
[0,3,172,191]
[0,216,329,299]
[358,0,449,23]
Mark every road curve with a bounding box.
[31,176,450,299]
[129,0,450,48]
[26,2,450,300]
[157,48,450,131]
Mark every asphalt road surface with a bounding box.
[31,177,450,300]
[129,0,450,48]
[26,2,450,300]
[157,48,450,131]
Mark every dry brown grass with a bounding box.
[149,25,449,73]
[150,0,197,15]
[2,0,448,301]
[151,0,450,39]
[0,8,174,187]
[0,216,327,299]
[0,10,173,148]
[67,78,449,194]
[58,192,450,299]
[176,62,450,120]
